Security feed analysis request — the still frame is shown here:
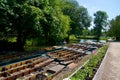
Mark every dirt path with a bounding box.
[93,42,120,80]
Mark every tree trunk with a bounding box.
[96,32,101,42]
[96,37,100,42]
[66,33,70,44]
[16,31,25,51]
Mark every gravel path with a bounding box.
[93,42,120,80]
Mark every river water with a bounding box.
[79,39,106,43]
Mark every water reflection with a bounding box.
[79,39,106,43]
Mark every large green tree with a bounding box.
[63,0,91,42]
[0,0,71,50]
[108,15,120,40]
[0,0,43,51]
[93,11,108,41]
[39,0,71,45]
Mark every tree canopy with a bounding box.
[0,0,96,51]
[108,15,120,40]
[63,0,91,36]
[93,11,108,41]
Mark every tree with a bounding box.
[93,11,108,41]
[16,4,43,51]
[39,0,71,45]
[63,0,91,42]
[0,0,11,38]
[2,0,44,51]
[0,0,71,50]
[108,15,120,40]
[82,29,89,38]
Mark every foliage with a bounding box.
[0,0,44,50]
[108,15,120,40]
[63,0,91,40]
[93,11,108,41]
[1,0,108,51]
[70,35,77,40]
[0,0,11,37]
[82,29,89,38]
[40,0,71,45]
[71,45,108,80]
[0,0,71,50]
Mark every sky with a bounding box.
[76,0,120,20]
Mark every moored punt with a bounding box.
[0,56,54,80]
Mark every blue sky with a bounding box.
[76,0,120,20]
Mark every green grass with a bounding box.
[100,37,108,40]
[77,36,95,39]
[70,35,77,40]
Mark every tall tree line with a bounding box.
[0,0,92,51]
[108,15,120,40]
